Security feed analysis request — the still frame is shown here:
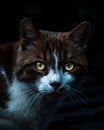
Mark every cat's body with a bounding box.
[0,18,90,130]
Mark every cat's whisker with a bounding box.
[71,88,89,103]
[67,91,88,119]
[69,90,90,117]
[70,92,87,111]
[18,93,39,116]
[26,89,38,96]
[29,94,39,107]
[28,93,45,118]
[68,89,89,108]
[66,93,79,118]
[66,93,76,106]
[35,94,45,116]
[29,93,44,110]
[20,88,38,96]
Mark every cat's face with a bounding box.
[13,18,90,94]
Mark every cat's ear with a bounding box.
[20,17,39,41]
[69,21,90,48]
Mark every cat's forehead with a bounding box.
[30,31,80,62]
[29,30,80,59]
[34,30,75,53]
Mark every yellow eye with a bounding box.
[65,63,74,71]
[35,62,45,71]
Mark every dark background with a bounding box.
[0,1,104,130]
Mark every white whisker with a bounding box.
[66,93,78,118]
[71,88,89,103]
[67,88,89,113]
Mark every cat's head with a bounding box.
[14,18,90,94]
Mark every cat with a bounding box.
[0,18,90,130]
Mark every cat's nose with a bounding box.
[50,82,61,90]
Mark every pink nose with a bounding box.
[50,82,61,90]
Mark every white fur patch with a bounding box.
[53,50,59,71]
[7,79,29,112]
[7,78,39,118]
[7,78,45,119]
[36,68,74,93]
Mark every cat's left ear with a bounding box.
[69,21,91,48]
[19,17,39,41]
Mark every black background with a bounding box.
[0,0,104,130]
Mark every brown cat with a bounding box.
[0,18,90,130]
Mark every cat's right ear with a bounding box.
[68,21,91,49]
[19,17,39,41]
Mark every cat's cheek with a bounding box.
[35,79,54,93]
[61,72,74,84]
[60,73,75,91]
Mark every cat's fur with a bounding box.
[0,18,90,130]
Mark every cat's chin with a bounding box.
[45,92,62,101]
[46,91,67,103]
[48,89,67,96]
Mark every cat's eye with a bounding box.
[35,62,45,71]
[65,63,74,71]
